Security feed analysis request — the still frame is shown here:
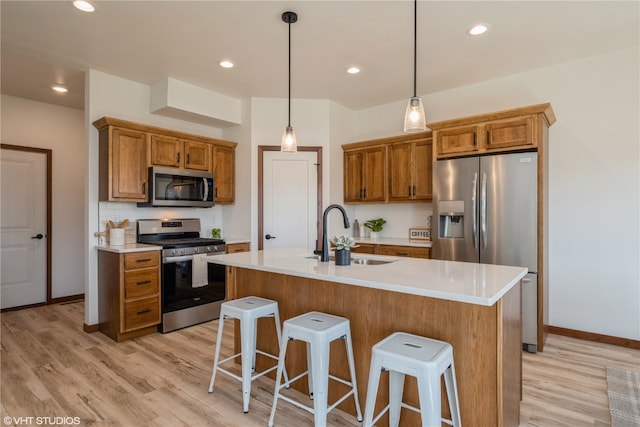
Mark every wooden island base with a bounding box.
[227,266,522,427]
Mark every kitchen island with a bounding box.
[209,248,526,426]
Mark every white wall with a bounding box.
[85,70,230,325]
[1,95,85,298]
[355,47,640,340]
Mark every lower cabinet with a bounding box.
[352,243,430,259]
[98,250,161,342]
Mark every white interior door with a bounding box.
[1,148,47,308]
[263,151,318,250]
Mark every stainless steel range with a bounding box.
[137,218,226,333]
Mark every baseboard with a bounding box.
[51,294,84,304]
[546,325,640,350]
[83,323,100,333]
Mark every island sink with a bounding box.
[302,253,396,265]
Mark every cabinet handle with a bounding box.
[486,129,491,145]
[142,182,146,195]
[136,258,152,263]
[177,152,181,163]
[136,280,151,285]
[186,153,190,165]
[137,309,152,315]
[473,132,477,146]
[363,188,367,199]
[215,187,218,197]
[397,252,409,256]
[412,185,416,196]
[408,186,412,196]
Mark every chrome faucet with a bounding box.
[320,204,350,262]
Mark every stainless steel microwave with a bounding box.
[138,166,215,208]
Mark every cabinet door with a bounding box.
[363,147,386,202]
[184,140,211,171]
[412,138,432,200]
[213,145,235,204]
[485,116,534,151]
[435,125,478,158]
[111,128,148,201]
[150,134,182,167]
[388,142,413,201]
[344,150,364,202]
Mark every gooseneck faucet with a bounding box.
[320,204,350,262]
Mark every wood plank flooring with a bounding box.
[1,301,638,426]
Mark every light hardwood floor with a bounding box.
[1,301,638,426]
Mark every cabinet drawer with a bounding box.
[226,242,249,253]
[125,251,159,270]
[124,296,160,332]
[377,245,430,259]
[124,268,159,299]
[352,244,376,254]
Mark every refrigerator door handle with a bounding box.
[480,172,488,250]
[472,172,478,249]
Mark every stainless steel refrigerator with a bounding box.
[432,151,539,352]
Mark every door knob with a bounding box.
[31,233,44,240]
[265,234,276,240]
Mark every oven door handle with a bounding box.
[162,255,194,264]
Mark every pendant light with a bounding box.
[281,11,298,152]
[403,0,427,133]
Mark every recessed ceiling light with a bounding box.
[73,1,95,12]
[347,67,361,74]
[468,23,490,36]
[52,85,69,94]
[219,60,234,69]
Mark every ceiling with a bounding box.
[1,1,638,112]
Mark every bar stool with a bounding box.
[208,296,289,413]
[268,311,363,427]
[363,332,461,427]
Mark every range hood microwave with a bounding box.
[138,166,215,208]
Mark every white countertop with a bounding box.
[96,243,162,253]
[208,247,526,306]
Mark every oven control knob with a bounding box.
[194,247,200,254]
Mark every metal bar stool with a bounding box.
[268,311,363,427]
[363,332,461,427]
[208,296,289,413]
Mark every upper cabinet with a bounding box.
[93,117,237,204]
[97,126,149,202]
[343,131,432,204]
[343,145,387,203]
[150,135,211,172]
[388,136,432,202]
[428,103,556,160]
[212,143,236,204]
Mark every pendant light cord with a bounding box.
[287,18,292,127]
[413,0,417,98]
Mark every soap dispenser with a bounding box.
[353,219,360,238]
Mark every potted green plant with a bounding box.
[330,235,357,265]
[364,218,386,239]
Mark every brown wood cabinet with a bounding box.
[226,242,250,253]
[150,134,211,171]
[352,243,430,259]
[429,103,555,160]
[343,146,387,203]
[388,136,432,201]
[343,131,432,204]
[93,117,237,204]
[97,126,149,202]
[98,250,161,342]
[212,144,236,204]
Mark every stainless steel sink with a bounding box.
[301,254,395,265]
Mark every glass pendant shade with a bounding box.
[281,125,297,152]
[403,96,427,133]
